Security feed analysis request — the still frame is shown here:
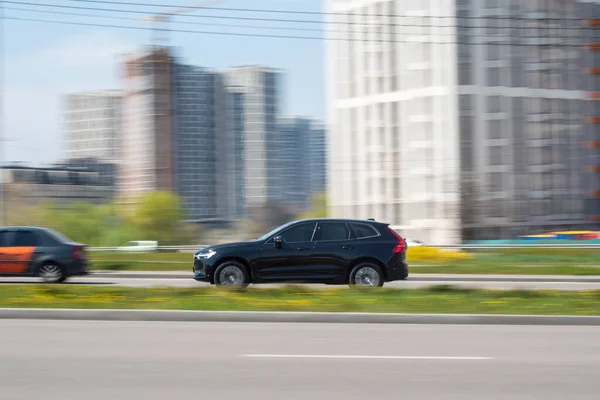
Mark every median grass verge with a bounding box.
[1,285,599,315]
[88,248,600,275]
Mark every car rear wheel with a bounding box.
[214,261,249,288]
[349,263,384,288]
[39,262,67,283]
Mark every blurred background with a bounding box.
[1,0,600,248]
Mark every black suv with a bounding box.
[0,226,89,283]
[193,218,408,287]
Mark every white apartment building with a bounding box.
[326,0,600,244]
[63,90,122,162]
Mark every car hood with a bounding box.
[195,241,257,254]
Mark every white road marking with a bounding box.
[242,354,493,360]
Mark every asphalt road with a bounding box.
[2,273,600,290]
[0,320,598,399]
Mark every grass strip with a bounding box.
[88,249,600,275]
[1,285,599,315]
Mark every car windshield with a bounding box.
[255,221,296,241]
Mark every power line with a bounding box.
[3,3,590,37]
[5,1,325,25]
[1,15,590,47]
[3,1,592,31]
[3,6,326,33]
[3,15,325,40]
[70,0,588,23]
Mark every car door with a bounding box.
[255,222,317,282]
[312,221,359,282]
[1,229,38,274]
[0,230,10,273]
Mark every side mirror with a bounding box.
[273,235,283,249]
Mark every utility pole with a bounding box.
[0,0,5,227]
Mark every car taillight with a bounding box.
[72,246,84,259]
[388,228,406,253]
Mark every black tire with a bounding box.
[348,262,384,288]
[38,262,67,284]
[213,261,250,288]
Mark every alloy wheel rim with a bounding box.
[219,265,244,286]
[354,266,380,286]
[40,264,61,281]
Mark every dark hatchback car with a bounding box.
[193,218,408,287]
[0,226,88,283]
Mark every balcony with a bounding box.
[522,37,564,46]
[526,113,562,123]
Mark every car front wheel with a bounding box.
[214,261,250,288]
[349,263,384,288]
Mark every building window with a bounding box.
[489,172,504,192]
[487,96,504,113]
[487,67,502,87]
[486,44,500,61]
[458,63,472,85]
[488,119,505,140]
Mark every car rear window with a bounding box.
[349,223,379,239]
[315,222,351,241]
[45,229,72,244]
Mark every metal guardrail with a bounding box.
[87,245,207,252]
[87,244,600,251]
[441,244,600,249]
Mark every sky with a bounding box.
[2,0,325,165]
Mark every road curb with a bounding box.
[89,271,600,283]
[1,308,599,326]
[91,271,191,279]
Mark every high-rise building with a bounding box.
[171,62,235,222]
[227,85,247,219]
[223,66,283,215]
[308,120,327,196]
[120,47,235,222]
[326,0,599,244]
[277,117,328,209]
[62,90,122,163]
[278,117,312,208]
[120,47,175,198]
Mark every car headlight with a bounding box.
[195,249,216,260]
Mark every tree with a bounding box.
[244,201,298,239]
[298,193,327,220]
[24,201,126,247]
[128,191,195,245]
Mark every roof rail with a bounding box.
[367,218,375,221]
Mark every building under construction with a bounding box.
[118,46,236,222]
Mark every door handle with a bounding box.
[297,247,310,251]
[342,245,355,250]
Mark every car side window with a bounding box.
[10,231,38,247]
[315,222,351,242]
[280,223,316,243]
[349,223,379,239]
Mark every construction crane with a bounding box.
[142,0,228,48]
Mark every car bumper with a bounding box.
[386,259,408,281]
[64,259,90,276]
[193,259,212,282]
